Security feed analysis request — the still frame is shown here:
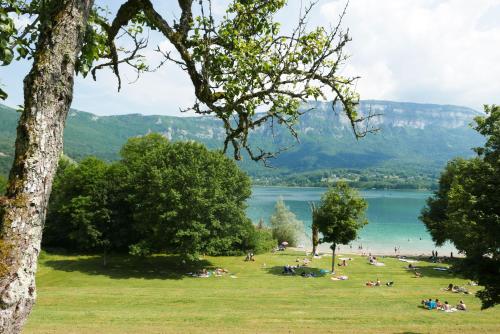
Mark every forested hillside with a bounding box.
[0,100,483,188]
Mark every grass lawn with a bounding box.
[25,251,500,334]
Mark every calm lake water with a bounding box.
[247,186,456,255]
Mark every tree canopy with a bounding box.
[44,134,261,260]
[0,0,368,161]
[269,197,304,247]
[420,105,500,309]
[313,182,367,271]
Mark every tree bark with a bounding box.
[0,1,93,332]
[331,243,337,274]
[312,223,319,256]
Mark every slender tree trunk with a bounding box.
[0,1,92,332]
[331,243,337,274]
[312,223,318,256]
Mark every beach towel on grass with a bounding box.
[371,262,386,266]
[399,259,419,263]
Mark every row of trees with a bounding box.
[44,134,275,261]
[421,105,500,309]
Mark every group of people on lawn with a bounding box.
[422,298,467,312]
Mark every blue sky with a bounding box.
[1,0,499,116]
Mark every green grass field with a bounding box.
[25,251,500,334]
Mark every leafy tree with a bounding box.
[256,218,265,230]
[313,183,367,273]
[421,105,500,309]
[269,197,304,247]
[0,1,361,329]
[120,134,254,260]
[44,157,127,265]
[45,135,258,260]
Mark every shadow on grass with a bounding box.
[380,256,463,280]
[43,254,213,280]
[400,264,463,280]
[263,265,329,277]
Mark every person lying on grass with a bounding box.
[442,283,470,294]
[366,278,382,286]
[214,268,229,276]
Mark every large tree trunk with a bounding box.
[0,1,92,332]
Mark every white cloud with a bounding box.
[7,1,498,116]
[74,38,196,116]
[321,0,500,109]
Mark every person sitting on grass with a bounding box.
[283,265,296,275]
[414,269,423,278]
[436,299,443,309]
[421,298,437,310]
[375,278,381,286]
[457,300,467,311]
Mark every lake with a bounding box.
[247,186,456,255]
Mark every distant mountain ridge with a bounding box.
[0,100,484,185]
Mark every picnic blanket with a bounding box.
[399,258,419,263]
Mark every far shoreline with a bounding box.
[251,184,435,192]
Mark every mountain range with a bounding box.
[0,100,484,187]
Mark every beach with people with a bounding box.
[248,186,458,256]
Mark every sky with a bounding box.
[1,0,499,116]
